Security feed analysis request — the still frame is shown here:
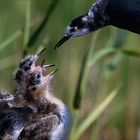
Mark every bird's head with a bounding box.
[12,52,55,108]
[26,61,56,101]
[14,48,46,84]
[55,14,93,49]
[19,48,46,72]
[55,1,110,49]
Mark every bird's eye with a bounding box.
[70,27,76,32]
[28,61,33,66]
[36,73,41,79]
[19,61,33,71]
[29,73,41,86]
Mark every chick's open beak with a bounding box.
[34,48,46,63]
[49,69,58,76]
[55,34,71,49]
[41,59,55,73]
[41,69,58,87]
[37,48,46,57]
[43,64,55,68]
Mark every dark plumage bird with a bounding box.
[0,49,71,140]
[55,0,140,48]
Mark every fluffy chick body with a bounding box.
[0,49,71,140]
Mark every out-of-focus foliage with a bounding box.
[0,0,140,140]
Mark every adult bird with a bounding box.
[55,0,140,48]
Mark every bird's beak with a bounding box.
[49,69,58,76]
[43,64,55,68]
[45,69,58,79]
[41,59,55,73]
[42,64,55,72]
[37,48,46,57]
[55,34,71,49]
[42,69,58,86]
[34,48,46,62]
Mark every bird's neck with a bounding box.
[32,90,66,116]
[86,0,110,31]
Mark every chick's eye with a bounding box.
[28,61,33,66]
[23,62,32,71]
[30,73,41,86]
[36,73,41,79]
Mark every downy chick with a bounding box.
[0,49,71,140]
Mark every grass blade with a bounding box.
[23,0,31,56]
[27,0,60,47]
[73,47,91,109]
[74,88,119,140]
[73,32,101,109]
[0,30,22,52]
[89,47,116,67]
[0,54,19,71]
[121,49,140,58]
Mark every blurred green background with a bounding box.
[0,0,140,140]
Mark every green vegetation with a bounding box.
[0,0,140,140]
